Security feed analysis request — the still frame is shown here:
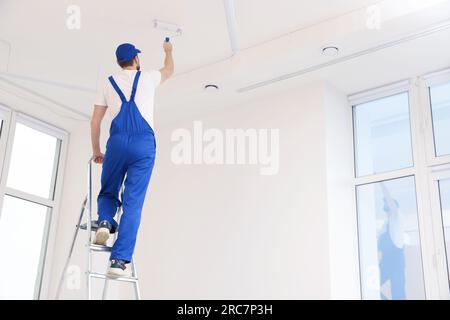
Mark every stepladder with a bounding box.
[56,158,141,300]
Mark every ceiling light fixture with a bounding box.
[322,46,340,57]
[204,84,220,92]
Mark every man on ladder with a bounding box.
[90,39,174,277]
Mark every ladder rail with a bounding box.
[87,158,93,300]
[102,188,123,300]
[101,186,124,300]
[131,257,142,300]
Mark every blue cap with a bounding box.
[116,43,141,63]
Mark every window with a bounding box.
[357,176,425,299]
[352,87,424,300]
[353,71,450,300]
[0,110,66,299]
[353,92,413,177]
[6,123,60,199]
[429,81,450,157]
[0,196,50,299]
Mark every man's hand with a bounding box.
[93,150,105,164]
[163,40,173,53]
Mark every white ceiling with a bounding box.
[235,0,380,48]
[0,0,450,124]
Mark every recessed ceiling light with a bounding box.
[322,46,339,57]
[204,84,219,92]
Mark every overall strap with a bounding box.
[129,71,141,101]
[108,76,127,102]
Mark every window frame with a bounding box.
[422,69,450,166]
[349,75,450,300]
[0,105,68,299]
[355,174,426,299]
[429,169,450,292]
[351,80,413,184]
[0,104,12,184]
[422,68,450,297]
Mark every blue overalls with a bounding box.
[378,227,406,300]
[97,70,156,263]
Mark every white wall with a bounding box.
[324,83,361,299]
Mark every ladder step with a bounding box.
[89,272,138,283]
[90,244,112,252]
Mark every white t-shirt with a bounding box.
[95,69,161,129]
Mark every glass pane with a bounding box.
[353,93,413,177]
[357,176,425,300]
[0,196,50,299]
[438,179,450,281]
[430,82,450,157]
[6,123,60,199]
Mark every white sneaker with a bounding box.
[107,259,128,278]
[94,220,111,245]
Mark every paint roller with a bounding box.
[153,19,182,43]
